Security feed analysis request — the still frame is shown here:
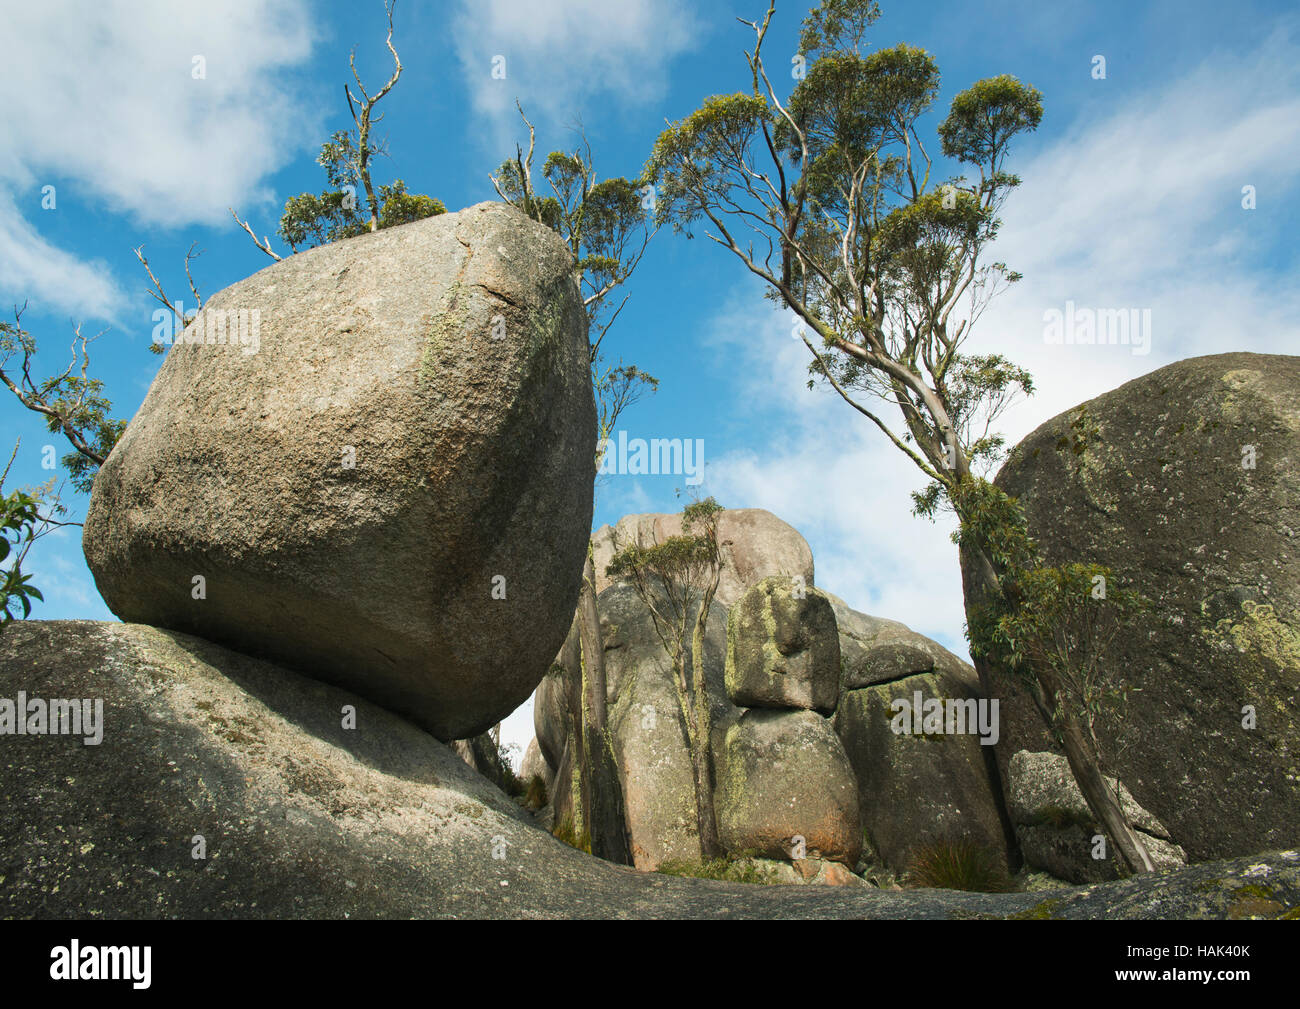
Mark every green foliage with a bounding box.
[0,315,123,493]
[522,774,548,811]
[605,497,722,590]
[952,474,1147,748]
[797,0,880,55]
[277,131,445,252]
[904,838,1012,892]
[0,488,44,628]
[644,0,1042,496]
[938,74,1044,173]
[656,856,781,885]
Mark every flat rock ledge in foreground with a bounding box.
[1,621,1296,920]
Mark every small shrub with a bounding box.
[523,774,548,811]
[656,856,780,885]
[904,838,1012,893]
[1027,804,1095,831]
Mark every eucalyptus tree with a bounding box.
[646,0,1154,872]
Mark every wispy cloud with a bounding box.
[451,0,700,150]
[0,0,318,227]
[0,195,127,322]
[971,22,1300,438]
[0,0,318,320]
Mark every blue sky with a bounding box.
[3,0,1298,755]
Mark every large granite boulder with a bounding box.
[1007,750,1187,884]
[714,709,862,866]
[1,622,1295,919]
[82,202,596,741]
[592,508,814,607]
[989,353,1300,861]
[833,668,1014,875]
[725,576,840,713]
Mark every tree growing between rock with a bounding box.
[606,498,726,860]
[645,0,1155,873]
[491,106,660,865]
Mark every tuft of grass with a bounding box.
[1027,804,1095,831]
[552,814,591,854]
[656,855,780,885]
[522,774,548,811]
[904,838,1013,893]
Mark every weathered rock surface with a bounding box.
[599,582,734,870]
[725,577,840,713]
[714,709,862,866]
[989,353,1300,861]
[592,508,814,607]
[532,662,570,773]
[1007,750,1186,884]
[520,737,552,791]
[834,670,1013,874]
[82,202,596,741]
[452,729,513,793]
[1,621,1296,919]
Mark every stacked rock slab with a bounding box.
[82,203,596,741]
[715,577,862,866]
[1006,750,1186,884]
[828,592,1014,875]
[542,508,814,870]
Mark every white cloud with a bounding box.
[0,0,318,320]
[701,27,1300,657]
[0,0,318,227]
[0,195,126,321]
[452,0,699,149]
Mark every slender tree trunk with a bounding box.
[689,586,722,860]
[559,611,587,840]
[957,539,1155,875]
[579,555,609,733]
[577,554,633,864]
[1028,671,1156,875]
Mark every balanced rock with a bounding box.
[82,203,596,741]
[1007,750,1187,884]
[989,353,1300,861]
[725,576,840,713]
[714,709,862,866]
[592,508,814,607]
